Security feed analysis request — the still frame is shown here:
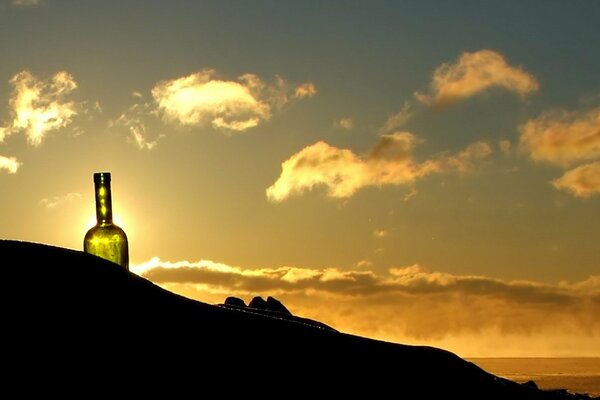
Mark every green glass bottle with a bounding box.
[84,172,129,270]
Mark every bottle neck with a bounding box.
[94,180,113,225]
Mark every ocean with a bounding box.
[467,358,600,397]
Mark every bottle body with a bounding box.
[83,172,129,270]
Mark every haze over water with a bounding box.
[469,358,600,397]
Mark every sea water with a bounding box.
[467,358,600,397]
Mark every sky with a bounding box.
[0,0,599,357]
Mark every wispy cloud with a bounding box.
[373,229,388,238]
[415,49,539,107]
[0,70,78,146]
[39,192,81,209]
[499,139,512,155]
[552,161,600,198]
[334,117,353,130]
[0,155,20,174]
[151,69,315,132]
[266,132,492,202]
[113,98,163,150]
[380,102,413,133]
[11,0,43,6]
[520,105,600,167]
[132,258,600,356]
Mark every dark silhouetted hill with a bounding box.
[1,240,596,398]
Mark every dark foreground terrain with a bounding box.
[1,240,596,398]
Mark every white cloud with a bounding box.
[39,192,82,209]
[520,105,600,167]
[266,132,492,202]
[415,49,539,107]
[132,258,600,357]
[150,69,316,133]
[552,161,600,198]
[115,70,316,147]
[152,70,270,131]
[0,155,20,173]
[0,70,78,146]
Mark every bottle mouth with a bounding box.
[93,172,111,183]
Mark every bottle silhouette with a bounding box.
[84,172,129,270]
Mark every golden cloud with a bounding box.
[0,70,78,146]
[150,69,316,133]
[520,106,600,166]
[0,155,20,174]
[415,49,539,107]
[132,259,600,357]
[294,82,317,99]
[151,70,270,131]
[552,161,600,198]
[266,132,492,202]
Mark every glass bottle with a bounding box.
[84,172,129,270]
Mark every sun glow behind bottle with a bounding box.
[83,172,129,270]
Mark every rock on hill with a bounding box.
[1,240,595,398]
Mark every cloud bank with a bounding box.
[132,259,600,357]
[415,49,539,107]
[266,132,492,202]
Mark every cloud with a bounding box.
[552,161,600,198]
[294,82,317,99]
[266,132,492,202]
[415,49,539,107]
[39,192,82,209]
[112,96,164,150]
[11,0,42,6]
[403,187,418,201]
[150,69,315,133]
[0,70,78,146]
[335,117,353,130]
[0,155,20,173]
[519,105,600,167]
[380,102,413,133]
[132,258,600,356]
[443,141,494,173]
[373,229,388,238]
[356,259,373,268]
[499,139,512,155]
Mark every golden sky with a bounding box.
[0,0,598,356]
